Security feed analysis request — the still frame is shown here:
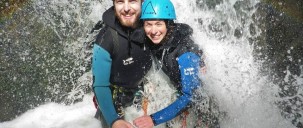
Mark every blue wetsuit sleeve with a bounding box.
[92,44,119,126]
[150,52,202,126]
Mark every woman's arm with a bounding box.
[150,52,202,126]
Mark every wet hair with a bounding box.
[161,20,175,43]
[112,0,143,4]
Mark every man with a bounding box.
[92,0,151,127]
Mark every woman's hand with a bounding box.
[112,119,133,128]
[133,115,154,128]
[200,66,207,75]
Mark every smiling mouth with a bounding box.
[151,35,161,39]
[122,14,133,19]
[151,37,161,41]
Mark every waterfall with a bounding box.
[0,0,302,128]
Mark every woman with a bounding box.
[133,0,205,127]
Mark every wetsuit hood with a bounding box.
[102,6,145,44]
[148,23,193,50]
[102,7,122,34]
[170,23,193,46]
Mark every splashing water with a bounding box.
[0,0,301,128]
[0,94,100,128]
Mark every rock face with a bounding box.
[0,1,93,122]
[0,0,302,127]
[0,0,28,22]
[254,0,303,127]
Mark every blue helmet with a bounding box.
[141,0,176,20]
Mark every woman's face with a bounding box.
[144,20,167,44]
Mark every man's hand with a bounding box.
[133,115,154,128]
[112,119,133,128]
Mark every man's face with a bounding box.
[114,0,141,28]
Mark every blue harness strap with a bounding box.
[151,52,202,125]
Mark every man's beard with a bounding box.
[116,12,140,28]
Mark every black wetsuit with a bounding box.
[92,6,152,126]
[147,23,204,126]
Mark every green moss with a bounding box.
[0,0,29,22]
[262,0,303,22]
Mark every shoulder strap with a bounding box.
[90,20,105,33]
[108,27,119,56]
[89,20,119,57]
[85,21,105,49]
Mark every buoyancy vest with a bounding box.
[95,7,152,88]
[95,27,152,88]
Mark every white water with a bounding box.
[0,94,100,128]
[0,0,299,128]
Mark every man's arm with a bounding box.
[92,44,120,125]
